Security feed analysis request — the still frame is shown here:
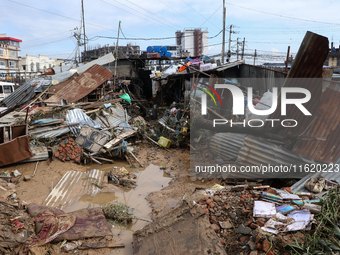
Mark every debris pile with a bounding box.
[194,181,340,254]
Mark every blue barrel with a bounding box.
[154,46,161,53]
[165,52,172,58]
[147,46,154,53]
[161,46,168,53]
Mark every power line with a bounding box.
[90,30,223,41]
[225,1,340,26]
[7,0,119,33]
[23,37,72,49]
[158,0,200,27]
[99,0,177,31]
[125,0,180,30]
[24,29,76,43]
[199,5,223,27]
[182,0,220,30]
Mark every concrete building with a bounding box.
[83,43,140,61]
[0,34,22,74]
[176,28,208,57]
[19,54,64,72]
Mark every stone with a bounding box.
[206,199,213,204]
[23,175,31,181]
[244,219,253,227]
[248,241,256,251]
[219,221,233,229]
[249,251,258,255]
[13,170,21,177]
[237,224,252,235]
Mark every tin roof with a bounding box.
[2,77,51,108]
[46,64,113,104]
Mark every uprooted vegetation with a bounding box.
[102,202,133,224]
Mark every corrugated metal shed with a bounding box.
[46,64,113,104]
[44,169,105,210]
[292,88,340,163]
[2,77,51,108]
[210,133,246,161]
[66,109,102,136]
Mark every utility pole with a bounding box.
[114,21,121,86]
[222,0,226,64]
[236,38,239,60]
[81,0,86,62]
[285,46,290,73]
[227,25,233,62]
[253,49,257,65]
[241,37,245,60]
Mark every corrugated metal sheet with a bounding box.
[233,135,320,178]
[44,169,105,210]
[46,64,113,104]
[210,133,246,161]
[323,79,340,92]
[268,32,329,136]
[2,77,51,108]
[20,145,49,163]
[292,88,340,163]
[32,127,71,138]
[215,60,245,72]
[66,109,102,136]
[51,53,115,83]
[96,103,131,128]
[291,158,340,192]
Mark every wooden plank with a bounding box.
[104,130,137,149]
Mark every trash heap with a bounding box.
[196,180,340,255]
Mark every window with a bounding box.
[30,62,34,72]
[9,61,16,68]
[0,86,2,93]
[0,49,4,56]
[0,60,5,67]
[49,64,51,68]
[4,86,13,93]
[9,50,17,58]
[10,41,19,46]
[36,63,40,72]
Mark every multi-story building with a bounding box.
[176,28,208,57]
[82,43,140,61]
[0,34,22,74]
[19,54,64,72]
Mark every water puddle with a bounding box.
[65,164,171,255]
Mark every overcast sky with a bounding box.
[2,0,340,64]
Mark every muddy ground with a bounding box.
[1,142,217,255]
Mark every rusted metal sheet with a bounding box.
[0,125,32,166]
[45,64,113,104]
[322,67,334,79]
[43,169,105,210]
[293,88,340,163]
[268,31,329,136]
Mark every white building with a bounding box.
[19,54,64,73]
[176,28,208,57]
